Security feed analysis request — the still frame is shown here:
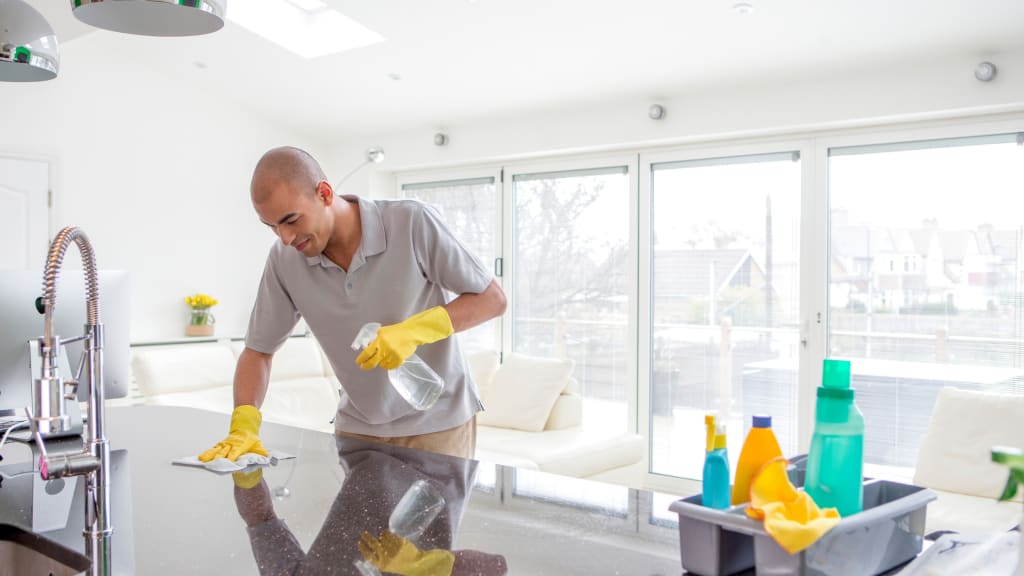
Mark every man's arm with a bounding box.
[234,347,274,408]
[198,348,274,462]
[443,280,507,333]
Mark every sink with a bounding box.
[0,523,90,576]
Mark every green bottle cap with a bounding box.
[822,358,851,389]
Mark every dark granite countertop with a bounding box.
[0,405,682,575]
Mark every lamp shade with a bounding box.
[72,0,226,37]
[0,0,60,82]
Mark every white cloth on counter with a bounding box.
[172,450,295,473]
[896,531,1019,576]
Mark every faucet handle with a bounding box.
[23,408,51,479]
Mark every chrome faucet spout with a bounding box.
[31,225,112,576]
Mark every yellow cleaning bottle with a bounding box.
[731,414,783,505]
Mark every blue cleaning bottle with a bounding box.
[805,358,865,516]
[702,424,730,509]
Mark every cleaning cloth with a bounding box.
[747,456,841,554]
[172,450,295,474]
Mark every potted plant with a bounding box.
[184,293,218,337]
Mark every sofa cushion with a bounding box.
[924,489,1022,534]
[476,425,644,478]
[143,376,338,434]
[466,349,500,400]
[544,393,583,430]
[230,336,327,381]
[477,353,574,432]
[914,386,1024,499]
[131,342,236,396]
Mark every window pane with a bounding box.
[402,178,500,354]
[829,135,1024,468]
[512,168,630,436]
[650,153,802,480]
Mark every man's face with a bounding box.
[253,181,332,257]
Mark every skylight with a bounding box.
[227,0,384,59]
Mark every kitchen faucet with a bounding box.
[27,225,113,576]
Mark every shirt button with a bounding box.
[347,282,353,289]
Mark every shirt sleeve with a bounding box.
[244,249,300,354]
[246,518,304,576]
[410,202,493,296]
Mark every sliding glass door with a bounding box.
[646,150,803,479]
[510,161,635,436]
[828,133,1024,470]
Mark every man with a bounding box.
[200,146,506,460]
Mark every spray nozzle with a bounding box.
[351,322,382,351]
[713,424,727,451]
[705,413,717,452]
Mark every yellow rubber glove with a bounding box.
[356,306,453,371]
[358,530,454,576]
[747,457,841,554]
[198,405,270,462]
[232,468,264,490]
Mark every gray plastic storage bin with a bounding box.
[669,455,808,576]
[671,493,755,576]
[670,479,935,576]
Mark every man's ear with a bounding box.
[316,180,335,205]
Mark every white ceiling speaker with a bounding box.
[0,0,60,82]
[974,61,997,82]
[649,104,666,120]
[72,0,227,37]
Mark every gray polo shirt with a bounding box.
[245,195,492,436]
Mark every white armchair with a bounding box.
[913,386,1024,534]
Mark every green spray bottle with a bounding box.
[805,358,864,516]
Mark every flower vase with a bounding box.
[185,308,215,337]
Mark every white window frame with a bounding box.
[391,111,1024,498]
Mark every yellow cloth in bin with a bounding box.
[747,457,841,555]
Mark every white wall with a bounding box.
[0,33,326,342]
[326,48,1024,194]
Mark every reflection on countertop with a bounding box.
[3,406,682,575]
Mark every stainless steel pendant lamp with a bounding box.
[73,0,227,37]
[0,0,60,81]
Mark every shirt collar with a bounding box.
[304,194,386,268]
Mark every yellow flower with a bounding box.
[184,293,218,309]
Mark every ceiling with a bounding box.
[30,0,1024,143]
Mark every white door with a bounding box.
[0,156,50,271]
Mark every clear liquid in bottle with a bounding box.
[351,322,444,411]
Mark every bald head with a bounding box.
[251,146,328,203]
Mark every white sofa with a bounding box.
[129,336,644,480]
[912,386,1023,534]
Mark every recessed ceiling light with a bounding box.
[194,60,208,70]
[228,0,385,59]
[732,1,754,14]
[387,73,402,81]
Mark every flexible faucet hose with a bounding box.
[41,226,101,343]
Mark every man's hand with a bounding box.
[356,306,453,370]
[358,530,455,576]
[199,405,269,462]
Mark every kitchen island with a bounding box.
[0,405,681,575]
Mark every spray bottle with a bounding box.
[702,415,730,509]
